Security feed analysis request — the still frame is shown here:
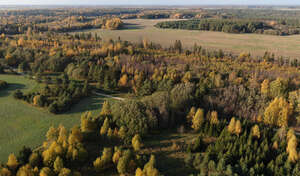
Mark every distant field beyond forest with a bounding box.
[0,74,105,162]
[79,19,300,58]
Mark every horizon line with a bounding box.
[0,4,300,6]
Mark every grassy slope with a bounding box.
[0,74,106,162]
[78,19,300,58]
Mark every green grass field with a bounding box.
[0,74,107,162]
[78,19,300,58]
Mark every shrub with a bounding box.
[0,80,8,90]
[13,90,23,99]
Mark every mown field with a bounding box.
[79,19,300,58]
[0,74,107,162]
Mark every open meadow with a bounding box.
[0,74,107,162]
[80,19,300,58]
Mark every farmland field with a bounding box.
[0,74,106,162]
[79,19,300,58]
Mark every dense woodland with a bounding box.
[13,79,89,114]
[155,19,300,35]
[0,8,125,35]
[0,16,123,35]
[0,7,300,176]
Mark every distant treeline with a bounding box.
[155,19,300,35]
[1,8,141,17]
[0,17,123,35]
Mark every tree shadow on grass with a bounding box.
[0,83,26,97]
[121,23,145,30]
[155,152,198,176]
[144,132,183,148]
[64,95,104,114]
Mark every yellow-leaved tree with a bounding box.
[80,112,96,132]
[100,118,110,136]
[0,167,11,176]
[119,74,128,87]
[100,101,111,117]
[264,97,293,127]
[192,108,205,131]
[16,164,35,176]
[54,156,64,173]
[186,107,196,125]
[286,130,298,162]
[135,167,144,176]
[143,155,160,176]
[235,120,242,136]
[118,126,127,139]
[227,117,236,134]
[46,126,58,142]
[181,71,192,83]
[132,134,142,151]
[251,125,260,139]
[210,111,219,125]
[261,79,270,96]
[7,154,18,170]
[112,147,122,164]
[93,148,113,171]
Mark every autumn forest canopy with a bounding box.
[0,6,300,176]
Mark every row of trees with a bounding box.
[155,19,300,35]
[0,16,123,35]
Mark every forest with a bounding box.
[13,79,89,114]
[155,19,300,35]
[0,8,124,35]
[0,6,299,176]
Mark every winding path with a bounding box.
[92,91,125,101]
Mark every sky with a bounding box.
[0,0,299,5]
